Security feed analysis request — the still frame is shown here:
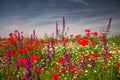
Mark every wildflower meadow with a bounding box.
[0,17,120,80]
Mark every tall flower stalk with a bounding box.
[17,32,23,57]
[103,36,108,63]
[50,37,55,57]
[42,58,46,73]
[62,16,65,33]
[46,43,51,62]
[90,58,95,68]
[106,17,112,32]
[103,17,112,63]
[56,20,59,39]
[6,49,11,69]
[81,59,85,71]
[17,32,21,42]
[62,16,65,38]
[26,56,32,79]
[31,29,37,40]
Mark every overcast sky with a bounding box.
[0,0,120,38]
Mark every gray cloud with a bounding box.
[0,0,120,38]
[69,0,89,6]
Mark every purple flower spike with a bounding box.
[65,53,71,63]
[51,43,55,57]
[26,56,32,79]
[30,30,38,40]
[63,16,65,32]
[90,58,95,68]
[17,32,21,42]
[15,61,20,74]
[33,29,36,40]
[1,55,5,64]
[20,42,22,49]
[6,49,11,67]
[46,44,50,57]
[81,59,85,71]
[106,17,112,32]
[62,16,65,38]
[103,36,108,63]
[27,57,33,68]
[33,29,35,36]
[42,58,47,72]
[31,34,33,40]
[103,18,112,63]
[26,70,31,79]
[56,20,59,38]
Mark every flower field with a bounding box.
[0,17,120,80]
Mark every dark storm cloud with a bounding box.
[0,0,120,38]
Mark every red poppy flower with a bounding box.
[22,78,28,80]
[91,41,96,46]
[75,34,81,39]
[14,30,18,33]
[19,48,28,54]
[65,38,68,43]
[9,33,13,37]
[28,46,35,51]
[58,57,65,64]
[100,34,105,40]
[78,59,83,63]
[72,40,76,43]
[5,46,9,49]
[52,73,60,80]
[93,32,98,36]
[3,41,9,45]
[117,61,120,68]
[34,67,42,75]
[80,53,84,57]
[78,38,88,46]
[30,39,35,43]
[86,59,90,63]
[30,55,39,62]
[69,65,75,71]
[21,35,24,40]
[100,52,104,56]
[86,33,90,37]
[54,64,60,71]
[21,32,23,34]
[91,53,98,58]
[35,41,40,46]
[85,29,90,33]
[12,53,18,57]
[18,58,27,65]
[108,53,113,58]
[70,34,73,37]
[86,55,91,59]
[61,67,66,73]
